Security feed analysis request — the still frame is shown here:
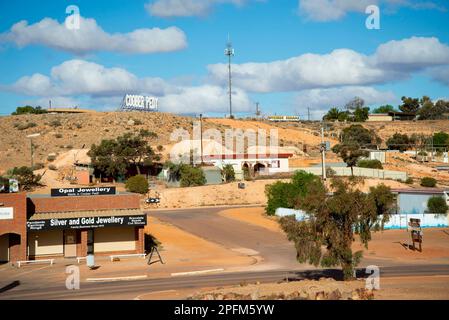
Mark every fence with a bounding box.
[290,166,408,182]
[275,208,448,229]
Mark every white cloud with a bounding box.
[159,85,252,113]
[7,59,251,113]
[429,66,449,86]
[146,0,258,17]
[0,16,187,54]
[375,37,449,70]
[208,36,449,93]
[298,0,445,22]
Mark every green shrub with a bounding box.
[405,177,414,184]
[55,133,63,139]
[420,177,437,188]
[9,166,42,191]
[265,170,320,216]
[243,167,251,181]
[12,106,47,115]
[180,166,206,187]
[17,122,37,130]
[427,196,448,214]
[50,120,62,127]
[48,164,57,171]
[222,164,235,182]
[47,155,57,162]
[125,175,149,194]
[357,159,383,169]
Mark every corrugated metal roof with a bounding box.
[28,208,143,220]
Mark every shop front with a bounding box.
[27,210,147,259]
[0,188,147,263]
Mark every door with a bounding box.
[64,230,77,258]
[0,234,9,262]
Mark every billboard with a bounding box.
[267,115,300,122]
[121,94,158,112]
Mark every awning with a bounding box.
[28,209,143,221]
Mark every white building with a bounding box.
[204,153,293,178]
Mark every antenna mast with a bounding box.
[224,35,235,119]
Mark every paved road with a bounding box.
[151,206,301,270]
[2,264,449,300]
[1,206,448,300]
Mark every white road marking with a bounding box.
[171,268,225,277]
[134,290,176,300]
[86,275,148,282]
[14,265,52,277]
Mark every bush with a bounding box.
[427,196,448,214]
[55,133,63,139]
[222,164,235,182]
[48,164,57,171]
[265,170,320,216]
[9,166,42,191]
[357,159,383,169]
[180,166,206,187]
[405,177,414,184]
[125,175,149,194]
[420,177,437,188]
[47,155,57,162]
[243,167,252,181]
[17,122,37,130]
[49,120,62,127]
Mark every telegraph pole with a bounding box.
[200,114,204,165]
[224,36,235,119]
[321,125,327,181]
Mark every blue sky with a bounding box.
[0,0,448,119]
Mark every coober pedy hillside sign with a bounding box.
[51,187,116,197]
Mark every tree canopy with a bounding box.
[88,132,160,178]
[12,106,48,115]
[279,178,395,280]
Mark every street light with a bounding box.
[26,133,41,168]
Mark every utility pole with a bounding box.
[224,36,235,119]
[27,133,41,168]
[307,107,311,122]
[199,114,204,165]
[321,125,327,181]
[255,102,261,117]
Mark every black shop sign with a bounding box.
[51,187,116,197]
[27,215,147,231]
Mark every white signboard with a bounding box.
[0,207,14,220]
[122,94,158,111]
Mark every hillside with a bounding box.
[1,112,449,176]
